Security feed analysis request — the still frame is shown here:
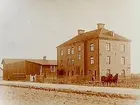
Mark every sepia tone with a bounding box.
[2,57,57,82]
[57,23,131,82]
[0,0,140,105]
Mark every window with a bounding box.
[71,59,74,65]
[90,43,94,51]
[50,66,55,72]
[78,54,81,60]
[106,43,110,51]
[106,56,111,64]
[106,69,110,76]
[120,44,125,52]
[68,48,70,55]
[67,59,71,66]
[121,70,125,78]
[60,60,63,67]
[71,47,74,54]
[90,56,94,64]
[68,71,70,76]
[81,70,83,75]
[60,50,63,56]
[88,70,91,74]
[53,66,56,72]
[71,71,74,76]
[78,46,81,51]
[50,66,53,70]
[121,57,125,65]
[76,66,80,75]
[40,66,43,74]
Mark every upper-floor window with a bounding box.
[90,43,94,51]
[71,47,74,54]
[78,45,81,51]
[68,48,70,55]
[120,44,125,52]
[106,56,111,64]
[121,57,125,65]
[67,59,71,66]
[78,54,81,60]
[60,60,63,67]
[90,56,94,64]
[60,50,63,56]
[106,43,110,51]
[71,59,74,65]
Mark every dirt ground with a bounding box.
[0,86,139,105]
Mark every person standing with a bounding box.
[92,75,95,86]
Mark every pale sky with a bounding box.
[0,0,140,73]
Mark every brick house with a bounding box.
[57,23,131,82]
[1,57,57,81]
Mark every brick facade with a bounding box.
[57,23,131,82]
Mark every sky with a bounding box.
[0,0,140,73]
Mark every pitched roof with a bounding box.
[1,58,57,66]
[27,59,57,65]
[1,59,25,64]
[57,28,131,47]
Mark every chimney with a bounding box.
[43,56,46,60]
[97,23,105,29]
[77,29,85,35]
[110,31,115,37]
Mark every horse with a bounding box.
[112,73,119,86]
[101,74,113,86]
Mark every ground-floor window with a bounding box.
[76,66,80,75]
[71,71,74,76]
[106,69,110,76]
[57,69,66,76]
[81,70,83,75]
[67,71,70,76]
[121,69,125,78]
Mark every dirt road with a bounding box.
[0,86,139,105]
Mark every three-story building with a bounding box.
[57,23,131,82]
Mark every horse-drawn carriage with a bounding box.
[101,73,119,86]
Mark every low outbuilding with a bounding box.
[1,57,57,82]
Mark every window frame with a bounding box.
[50,66,53,70]
[68,48,70,55]
[106,69,110,76]
[60,49,63,56]
[71,59,74,65]
[71,71,74,76]
[67,59,71,66]
[106,43,110,51]
[90,43,94,51]
[71,47,74,54]
[90,56,94,64]
[120,44,125,52]
[78,45,81,51]
[78,54,81,60]
[106,56,111,64]
[121,57,125,65]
